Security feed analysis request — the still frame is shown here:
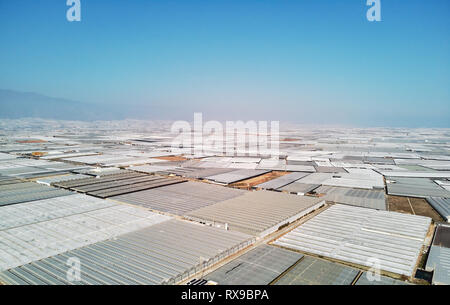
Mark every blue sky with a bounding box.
[0,0,449,126]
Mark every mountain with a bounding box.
[0,89,123,121]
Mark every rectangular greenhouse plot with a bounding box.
[0,176,22,186]
[0,199,172,272]
[72,175,164,193]
[0,219,254,285]
[386,177,450,198]
[159,167,237,179]
[0,182,73,207]
[432,224,450,248]
[185,190,325,237]
[426,224,450,285]
[314,185,387,210]
[53,171,146,189]
[425,245,450,285]
[88,178,187,198]
[273,204,432,277]
[273,256,359,285]
[279,183,320,195]
[36,174,91,186]
[111,181,245,216]
[204,169,270,185]
[255,172,309,190]
[426,197,450,222]
[53,170,187,198]
[0,194,116,230]
[204,245,303,285]
[129,164,179,175]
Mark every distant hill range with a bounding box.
[0,89,122,121]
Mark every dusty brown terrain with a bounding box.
[231,171,291,189]
[387,195,443,222]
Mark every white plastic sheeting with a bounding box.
[380,171,450,178]
[0,195,171,272]
[204,169,270,185]
[426,197,450,222]
[256,172,309,190]
[322,168,384,190]
[274,204,431,276]
[36,174,90,186]
[425,246,450,285]
[0,219,254,285]
[186,191,325,236]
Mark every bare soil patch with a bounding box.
[387,195,443,221]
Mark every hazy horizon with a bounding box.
[1,0,449,127]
